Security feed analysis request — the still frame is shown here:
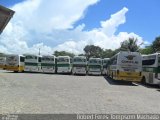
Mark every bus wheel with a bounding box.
[141,76,146,84]
[111,73,113,79]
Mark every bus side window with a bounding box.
[113,60,117,65]
[142,59,155,65]
[38,57,41,62]
[20,56,25,62]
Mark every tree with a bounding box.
[152,36,160,52]
[53,51,75,57]
[101,49,117,58]
[139,46,154,54]
[83,45,103,59]
[0,53,5,57]
[120,37,141,52]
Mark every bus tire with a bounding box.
[111,72,113,79]
[141,76,146,84]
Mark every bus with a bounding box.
[41,55,56,73]
[56,56,72,74]
[88,58,102,75]
[5,54,25,72]
[24,54,41,72]
[141,53,160,85]
[108,51,142,82]
[102,58,110,75]
[0,56,6,70]
[72,56,87,75]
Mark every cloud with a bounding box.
[0,0,147,55]
[54,7,145,54]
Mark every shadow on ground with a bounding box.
[136,82,160,90]
[103,75,138,86]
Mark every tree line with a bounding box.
[0,36,160,58]
[53,36,160,59]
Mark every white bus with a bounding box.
[56,56,72,74]
[0,56,6,70]
[142,53,160,85]
[102,58,110,75]
[88,58,102,75]
[5,54,25,72]
[24,54,41,72]
[108,51,142,82]
[41,55,56,73]
[72,56,87,75]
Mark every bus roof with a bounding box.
[111,51,141,59]
[89,58,102,60]
[6,54,24,57]
[142,53,160,57]
[57,56,70,58]
[42,55,55,57]
[103,58,110,60]
[73,56,86,59]
[23,54,42,57]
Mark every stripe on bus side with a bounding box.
[25,62,39,66]
[88,65,102,68]
[57,64,70,67]
[41,63,55,66]
[143,67,160,73]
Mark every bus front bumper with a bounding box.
[5,66,24,72]
[114,71,142,82]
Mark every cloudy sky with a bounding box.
[0,0,159,55]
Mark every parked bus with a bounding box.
[72,56,87,75]
[141,53,160,85]
[102,58,110,75]
[5,54,25,72]
[88,58,102,75]
[24,54,41,72]
[0,56,6,70]
[41,55,56,73]
[108,51,142,82]
[56,56,72,74]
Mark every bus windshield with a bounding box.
[42,57,54,62]
[74,58,86,62]
[6,56,18,65]
[26,56,37,60]
[89,59,101,64]
[57,58,69,62]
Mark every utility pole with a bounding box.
[39,48,40,55]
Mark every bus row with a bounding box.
[0,51,160,86]
[0,54,108,75]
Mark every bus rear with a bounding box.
[116,52,142,82]
[5,55,24,72]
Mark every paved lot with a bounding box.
[0,70,160,114]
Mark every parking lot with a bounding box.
[0,70,160,114]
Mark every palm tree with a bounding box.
[152,36,160,52]
[120,37,142,52]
